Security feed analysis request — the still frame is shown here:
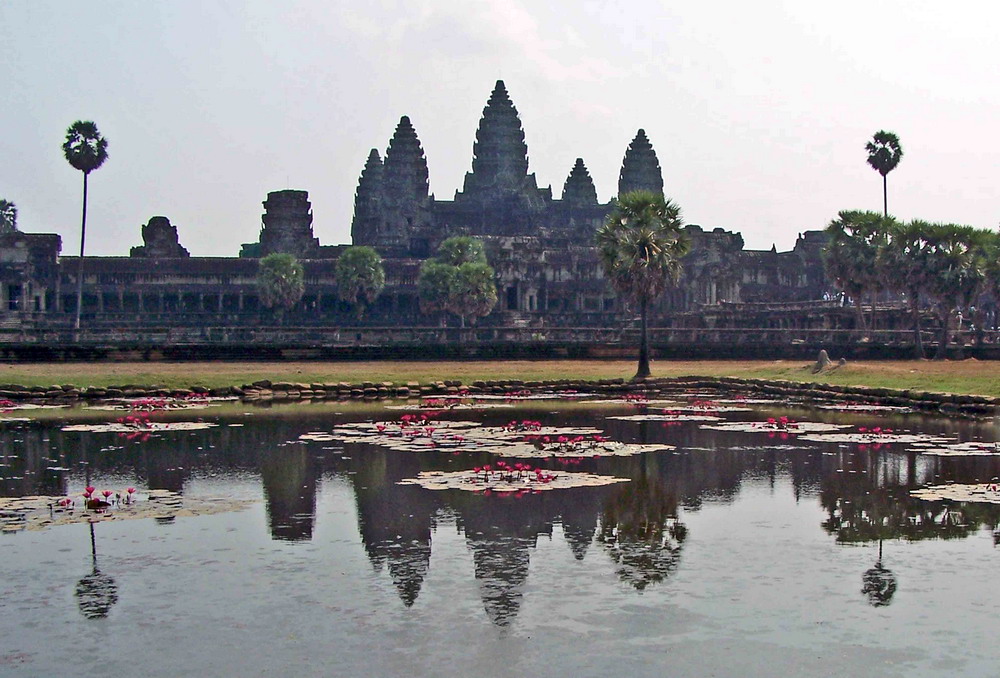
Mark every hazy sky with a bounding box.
[2,0,997,256]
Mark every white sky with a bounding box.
[1,0,997,256]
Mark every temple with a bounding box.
[0,81,836,341]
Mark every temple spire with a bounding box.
[383,116,429,204]
[561,158,598,205]
[618,129,664,197]
[351,149,384,246]
[464,80,530,192]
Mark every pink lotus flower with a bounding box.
[102,490,112,499]
[85,486,95,495]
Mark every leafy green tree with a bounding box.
[0,199,16,233]
[334,246,385,319]
[417,260,456,319]
[417,237,497,328]
[435,236,487,266]
[921,224,991,359]
[63,121,109,329]
[865,130,903,217]
[448,261,498,325]
[823,210,890,338]
[879,220,932,357]
[256,253,304,322]
[596,189,689,380]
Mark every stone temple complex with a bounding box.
[0,81,836,344]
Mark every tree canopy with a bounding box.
[334,246,385,318]
[596,189,689,379]
[63,121,109,174]
[823,211,999,359]
[256,253,305,319]
[865,130,903,217]
[0,200,16,233]
[417,236,497,327]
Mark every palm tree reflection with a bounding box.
[598,477,686,591]
[861,539,897,607]
[75,521,118,619]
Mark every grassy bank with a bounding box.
[4,359,1000,397]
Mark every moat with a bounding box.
[3,394,1000,677]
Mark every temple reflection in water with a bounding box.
[4,404,1000,627]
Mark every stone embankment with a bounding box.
[0,377,996,417]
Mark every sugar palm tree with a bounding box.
[63,121,109,330]
[922,223,989,359]
[0,199,16,233]
[823,210,889,339]
[597,190,689,380]
[334,245,386,319]
[865,131,903,217]
[879,219,930,357]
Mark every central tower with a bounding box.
[453,81,549,228]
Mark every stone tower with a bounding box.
[130,216,190,258]
[256,190,320,258]
[561,158,598,206]
[618,129,664,197]
[454,80,548,229]
[381,116,432,252]
[351,149,384,248]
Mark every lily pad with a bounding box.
[700,421,851,434]
[797,432,949,445]
[815,403,912,413]
[397,469,629,493]
[493,440,676,459]
[911,483,1000,504]
[61,421,218,433]
[905,440,1000,456]
[0,490,253,532]
[607,413,723,422]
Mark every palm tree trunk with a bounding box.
[974,306,986,347]
[909,294,924,359]
[934,307,950,360]
[854,297,866,339]
[882,174,888,217]
[634,298,651,380]
[74,171,88,331]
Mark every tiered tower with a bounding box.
[350,149,385,248]
[256,190,320,258]
[618,129,664,197]
[380,116,432,252]
[454,80,548,222]
[561,158,598,206]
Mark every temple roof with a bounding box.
[561,158,598,205]
[464,80,530,192]
[618,129,664,197]
[383,116,429,203]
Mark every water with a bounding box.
[2,396,1000,677]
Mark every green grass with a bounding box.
[2,358,999,396]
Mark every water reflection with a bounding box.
[261,445,319,541]
[351,445,437,606]
[861,540,897,607]
[598,477,685,591]
[75,521,118,619]
[5,402,1000,629]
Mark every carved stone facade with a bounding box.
[0,80,835,335]
[130,217,190,258]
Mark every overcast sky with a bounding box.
[1,0,997,256]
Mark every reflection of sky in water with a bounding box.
[2,400,1000,676]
